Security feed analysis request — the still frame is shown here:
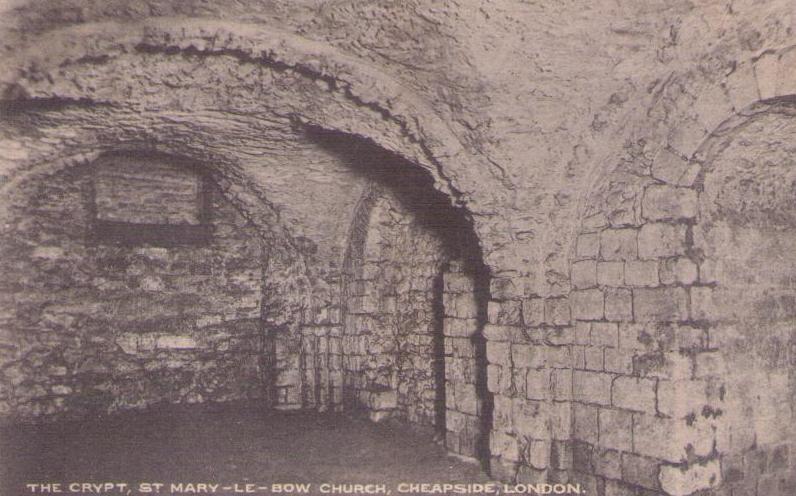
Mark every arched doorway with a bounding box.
[324,131,493,465]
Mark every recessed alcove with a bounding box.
[89,152,212,247]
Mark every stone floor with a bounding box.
[1,402,490,496]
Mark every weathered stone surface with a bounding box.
[642,185,698,222]
[659,460,721,496]
[612,376,656,414]
[0,2,794,493]
[573,371,612,406]
[571,290,604,321]
[600,229,638,261]
[633,287,689,322]
[599,408,633,451]
[637,224,688,259]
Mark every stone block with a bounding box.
[594,448,622,480]
[522,297,545,326]
[657,379,710,418]
[551,368,572,400]
[724,61,760,112]
[612,376,656,414]
[526,368,551,400]
[637,351,693,380]
[571,289,604,320]
[488,300,522,325]
[659,257,698,286]
[651,148,700,187]
[512,343,545,369]
[576,232,600,259]
[551,401,572,440]
[599,408,633,451]
[618,323,646,350]
[444,271,474,293]
[483,324,512,342]
[690,286,717,321]
[600,229,638,261]
[571,441,593,473]
[573,370,613,405]
[546,326,575,345]
[605,288,633,321]
[642,185,698,221]
[659,460,721,496]
[633,414,713,462]
[443,318,478,338]
[573,321,591,345]
[446,409,467,432]
[571,260,597,289]
[486,341,510,365]
[621,452,661,490]
[572,345,586,369]
[156,335,197,350]
[547,346,573,368]
[637,223,687,259]
[604,348,634,375]
[754,51,779,99]
[445,292,479,319]
[492,394,513,429]
[573,403,599,444]
[624,260,659,287]
[490,430,520,462]
[584,346,604,371]
[544,297,571,326]
[667,113,708,159]
[528,439,551,469]
[513,400,548,436]
[597,261,624,287]
[776,47,796,96]
[591,322,619,348]
[633,287,689,322]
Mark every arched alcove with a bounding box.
[0,149,278,420]
[690,104,796,496]
[307,129,494,465]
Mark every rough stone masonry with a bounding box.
[0,1,794,495]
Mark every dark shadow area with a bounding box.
[431,268,447,438]
[304,126,482,261]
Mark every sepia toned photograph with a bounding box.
[0,1,794,495]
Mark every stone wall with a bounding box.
[342,189,448,426]
[0,2,795,495]
[484,104,796,495]
[443,261,490,460]
[0,154,270,422]
[339,170,492,463]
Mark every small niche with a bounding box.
[89,151,212,246]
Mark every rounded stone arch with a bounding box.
[563,57,796,496]
[576,44,796,230]
[330,133,493,465]
[0,17,478,211]
[0,19,502,423]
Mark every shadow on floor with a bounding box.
[1,401,490,495]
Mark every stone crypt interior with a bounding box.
[1,2,795,496]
